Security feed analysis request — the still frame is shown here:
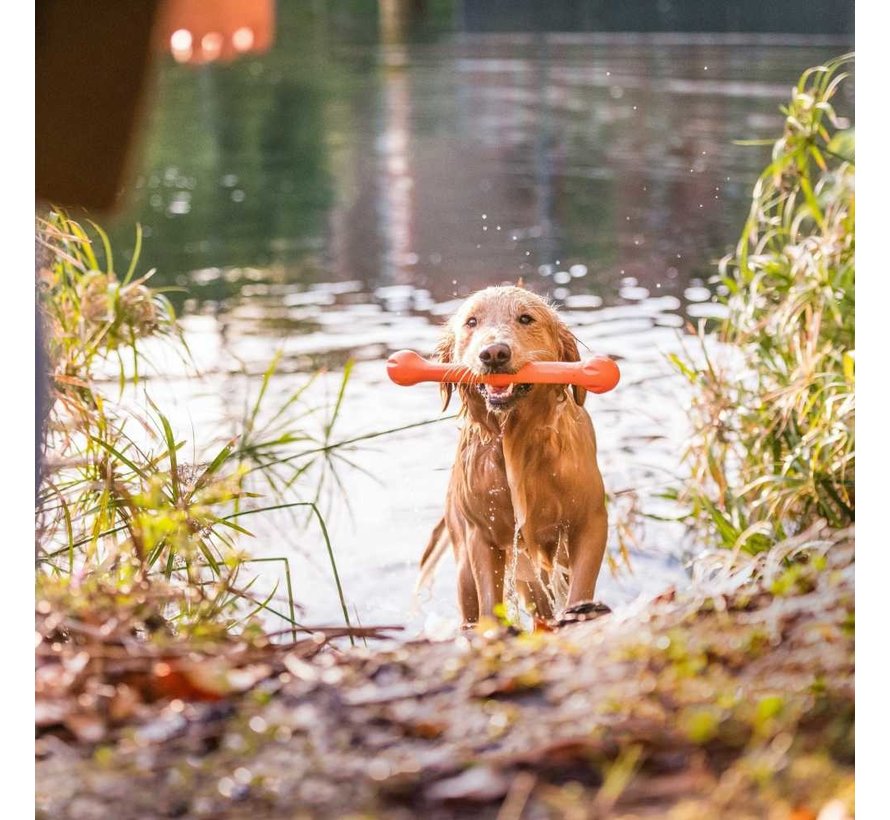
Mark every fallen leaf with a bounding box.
[64,712,106,744]
[426,766,509,803]
[36,699,72,728]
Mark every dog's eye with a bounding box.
[465,317,478,328]
[517,314,534,325]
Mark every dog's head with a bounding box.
[434,285,586,414]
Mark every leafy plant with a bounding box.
[36,211,358,640]
[670,54,854,552]
[37,213,181,390]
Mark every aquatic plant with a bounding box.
[670,54,854,552]
[36,212,356,640]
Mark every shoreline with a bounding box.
[36,526,854,819]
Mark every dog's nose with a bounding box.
[479,343,512,367]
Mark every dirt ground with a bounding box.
[36,528,854,819]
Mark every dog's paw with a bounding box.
[553,601,612,627]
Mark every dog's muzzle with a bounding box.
[476,381,532,408]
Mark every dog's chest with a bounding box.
[453,433,570,544]
[501,421,599,537]
[453,437,513,533]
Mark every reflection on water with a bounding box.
[113,6,852,315]
[106,4,852,630]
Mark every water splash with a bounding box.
[506,526,570,624]
[505,526,522,624]
[531,527,569,616]
[551,527,570,611]
[534,560,557,616]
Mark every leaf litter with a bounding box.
[36,526,853,819]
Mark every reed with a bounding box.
[36,211,361,640]
[669,54,855,552]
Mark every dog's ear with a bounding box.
[556,320,587,406]
[432,329,456,411]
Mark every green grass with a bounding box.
[669,54,854,553]
[36,212,369,642]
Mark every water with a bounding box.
[104,4,852,633]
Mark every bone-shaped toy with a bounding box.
[386,349,620,394]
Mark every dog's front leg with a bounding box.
[455,551,479,625]
[466,527,506,619]
[565,503,608,608]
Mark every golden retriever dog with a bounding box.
[418,285,610,626]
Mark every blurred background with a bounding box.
[84,0,853,630]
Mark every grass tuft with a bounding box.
[670,54,854,553]
[36,211,361,641]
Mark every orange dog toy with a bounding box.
[386,349,620,394]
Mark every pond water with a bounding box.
[106,4,852,632]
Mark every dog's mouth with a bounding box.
[476,381,532,409]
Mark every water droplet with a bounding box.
[620,285,649,301]
[684,286,711,303]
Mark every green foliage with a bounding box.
[38,213,181,388]
[671,54,854,552]
[36,212,356,639]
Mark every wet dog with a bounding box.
[418,285,609,625]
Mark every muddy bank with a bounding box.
[36,528,853,819]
